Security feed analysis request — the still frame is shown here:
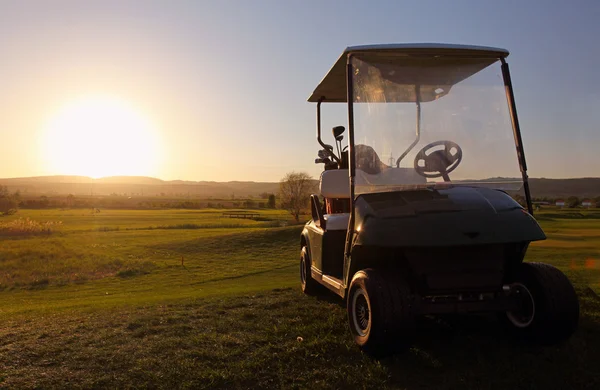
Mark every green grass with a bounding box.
[0,208,599,388]
[528,213,600,294]
[0,209,296,290]
[0,227,299,291]
[1,208,289,233]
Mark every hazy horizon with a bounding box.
[3,172,600,184]
[1,0,599,182]
[0,173,286,183]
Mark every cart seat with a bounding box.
[320,167,427,198]
[355,168,426,186]
[320,169,350,199]
[319,169,350,231]
[355,167,426,193]
[323,213,350,230]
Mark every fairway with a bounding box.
[0,209,291,292]
[1,209,600,388]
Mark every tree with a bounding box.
[39,196,50,208]
[0,186,18,215]
[66,194,75,208]
[279,171,313,222]
[267,194,276,209]
[566,196,579,208]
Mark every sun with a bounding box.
[40,96,162,179]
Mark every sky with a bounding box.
[0,0,599,182]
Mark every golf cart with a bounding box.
[300,44,579,354]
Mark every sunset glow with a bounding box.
[40,96,162,179]
[0,1,598,182]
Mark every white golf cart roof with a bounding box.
[308,43,509,103]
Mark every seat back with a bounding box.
[324,213,350,230]
[320,167,428,197]
[355,168,427,194]
[320,169,350,199]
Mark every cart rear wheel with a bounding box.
[300,246,320,295]
[347,268,415,355]
[501,262,579,345]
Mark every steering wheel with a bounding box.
[413,140,462,182]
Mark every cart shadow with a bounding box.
[313,288,600,388]
[377,289,600,389]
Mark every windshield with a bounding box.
[351,55,522,195]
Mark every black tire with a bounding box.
[347,268,416,355]
[501,262,579,345]
[300,246,321,295]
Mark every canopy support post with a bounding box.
[396,86,421,167]
[501,58,534,215]
[344,54,356,272]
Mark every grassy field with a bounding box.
[0,209,290,290]
[1,208,600,389]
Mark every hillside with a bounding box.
[0,175,599,198]
[526,178,600,198]
[0,175,289,198]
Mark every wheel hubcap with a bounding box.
[351,289,371,337]
[506,283,535,328]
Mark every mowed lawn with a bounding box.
[0,209,291,291]
[1,209,600,389]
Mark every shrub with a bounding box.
[116,269,149,278]
[0,217,63,236]
[0,197,18,216]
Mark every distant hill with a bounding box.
[0,175,598,199]
[457,177,600,198]
[94,176,165,185]
[0,175,287,198]
[526,178,600,198]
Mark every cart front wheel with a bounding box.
[347,268,416,355]
[501,262,579,345]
